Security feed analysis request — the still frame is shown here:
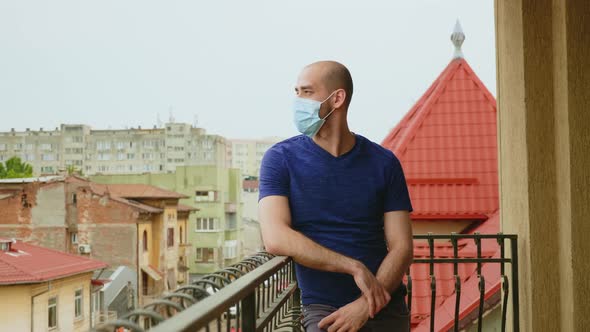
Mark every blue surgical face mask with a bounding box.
[293,91,337,137]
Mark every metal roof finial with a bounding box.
[451,20,465,59]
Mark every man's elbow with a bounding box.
[262,233,288,256]
[404,243,414,266]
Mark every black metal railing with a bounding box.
[408,233,519,332]
[90,252,301,332]
[91,233,518,332]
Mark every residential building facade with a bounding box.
[0,238,107,332]
[0,122,226,176]
[227,137,282,178]
[0,176,194,310]
[90,165,243,276]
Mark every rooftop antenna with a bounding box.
[451,19,465,59]
[157,113,163,128]
[193,114,199,127]
[168,106,175,123]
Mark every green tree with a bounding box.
[0,157,33,179]
[66,165,83,176]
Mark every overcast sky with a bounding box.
[0,1,495,143]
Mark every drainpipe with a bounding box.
[31,281,51,332]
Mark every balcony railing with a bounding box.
[91,310,117,326]
[225,202,237,214]
[89,233,518,332]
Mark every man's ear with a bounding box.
[333,89,347,109]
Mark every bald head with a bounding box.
[304,61,354,108]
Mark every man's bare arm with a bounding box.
[259,195,390,317]
[376,210,413,292]
[318,210,413,330]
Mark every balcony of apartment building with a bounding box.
[93,234,519,332]
[225,202,237,214]
[90,3,588,331]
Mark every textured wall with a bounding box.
[496,0,590,330]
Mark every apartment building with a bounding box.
[0,122,227,176]
[90,165,243,276]
[226,137,283,178]
[0,238,107,332]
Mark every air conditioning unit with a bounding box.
[78,244,91,254]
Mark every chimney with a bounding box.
[0,238,15,252]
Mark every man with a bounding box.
[258,61,413,332]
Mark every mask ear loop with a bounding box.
[319,90,340,120]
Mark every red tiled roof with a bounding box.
[90,183,188,199]
[0,241,108,285]
[382,58,499,218]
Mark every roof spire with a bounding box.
[451,19,465,59]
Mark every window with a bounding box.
[142,230,148,251]
[41,154,55,161]
[25,143,34,150]
[180,226,183,244]
[40,143,51,151]
[74,289,83,319]
[224,240,238,259]
[48,297,57,329]
[116,141,127,150]
[127,153,135,160]
[96,141,111,150]
[92,292,102,313]
[196,248,215,263]
[0,144,5,151]
[66,148,83,154]
[142,153,153,160]
[143,317,152,329]
[196,218,218,231]
[41,166,54,173]
[117,153,125,160]
[226,214,237,229]
[195,191,216,202]
[167,228,174,247]
[71,232,78,244]
[97,153,111,161]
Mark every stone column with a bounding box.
[495,0,589,331]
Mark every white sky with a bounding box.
[0,1,495,143]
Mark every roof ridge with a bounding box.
[395,59,463,156]
[382,59,463,155]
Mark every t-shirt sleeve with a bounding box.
[384,157,413,213]
[258,146,290,201]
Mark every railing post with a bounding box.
[510,237,520,332]
[291,260,301,332]
[242,290,256,332]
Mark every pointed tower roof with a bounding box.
[382,22,498,220]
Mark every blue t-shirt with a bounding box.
[259,134,412,308]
